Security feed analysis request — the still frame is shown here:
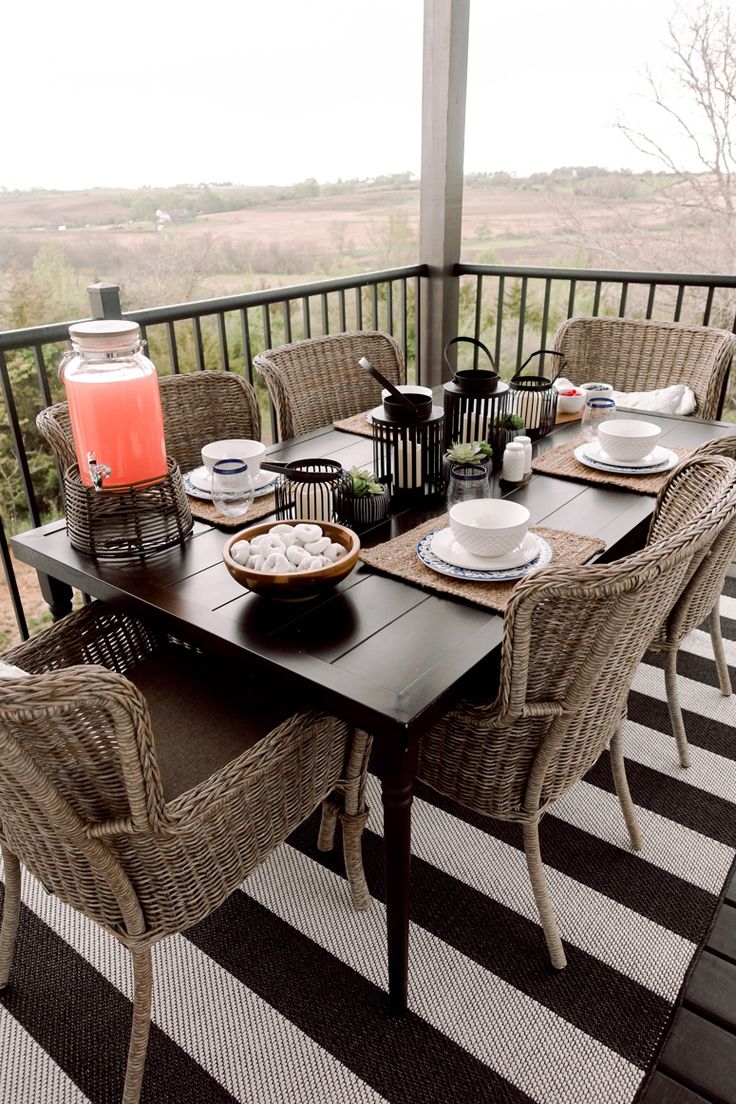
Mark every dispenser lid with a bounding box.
[68,319,141,353]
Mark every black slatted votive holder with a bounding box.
[274,459,349,522]
[64,458,193,560]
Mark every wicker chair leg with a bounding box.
[710,605,733,697]
[318,796,340,852]
[663,647,691,768]
[341,807,372,911]
[0,848,21,989]
[609,728,643,851]
[521,820,567,970]
[122,947,153,1104]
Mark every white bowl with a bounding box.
[580,381,614,395]
[556,388,587,414]
[449,499,531,558]
[201,439,266,477]
[597,419,662,462]
[381,384,433,402]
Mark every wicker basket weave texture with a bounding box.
[552,316,736,420]
[36,370,262,476]
[254,331,406,439]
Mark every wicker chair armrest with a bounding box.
[162,708,345,830]
[3,602,165,676]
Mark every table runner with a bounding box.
[360,513,605,612]
[531,435,693,495]
[187,490,277,530]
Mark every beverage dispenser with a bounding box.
[60,319,168,489]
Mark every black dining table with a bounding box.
[11,402,735,1014]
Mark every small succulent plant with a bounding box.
[445,440,492,463]
[492,413,524,431]
[347,466,385,496]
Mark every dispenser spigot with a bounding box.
[87,452,111,491]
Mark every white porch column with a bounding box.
[419,0,470,386]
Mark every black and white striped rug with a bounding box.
[1,580,735,1104]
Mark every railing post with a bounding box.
[87,283,122,319]
[419,0,470,386]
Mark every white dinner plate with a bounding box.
[183,467,276,502]
[417,530,552,583]
[574,444,678,476]
[430,527,541,571]
[583,440,672,470]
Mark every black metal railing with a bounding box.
[455,264,736,403]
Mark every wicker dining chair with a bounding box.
[0,602,371,1104]
[417,458,736,970]
[552,316,736,420]
[253,331,406,439]
[645,439,736,766]
[36,369,262,475]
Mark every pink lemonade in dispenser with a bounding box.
[61,320,168,488]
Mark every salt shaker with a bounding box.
[516,435,532,475]
[502,441,525,483]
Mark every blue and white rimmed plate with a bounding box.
[574,443,678,476]
[418,529,552,582]
[183,466,276,502]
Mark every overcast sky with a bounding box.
[2,0,701,190]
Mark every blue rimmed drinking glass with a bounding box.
[581,396,617,444]
[446,462,491,510]
[211,458,254,517]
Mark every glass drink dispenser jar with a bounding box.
[60,320,168,489]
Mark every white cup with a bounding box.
[201,439,266,479]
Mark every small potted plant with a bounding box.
[444,440,492,485]
[336,466,390,528]
[489,412,524,467]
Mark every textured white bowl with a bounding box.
[598,419,662,462]
[449,499,530,557]
[201,439,266,476]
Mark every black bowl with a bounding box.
[381,392,433,422]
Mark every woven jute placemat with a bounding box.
[531,435,693,496]
[333,412,375,439]
[187,491,277,530]
[360,513,605,613]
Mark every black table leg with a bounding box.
[378,735,419,1016]
[37,571,73,620]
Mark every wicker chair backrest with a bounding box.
[552,316,736,420]
[489,458,736,814]
[648,445,736,645]
[36,370,262,476]
[253,331,406,439]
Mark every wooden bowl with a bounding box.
[223,519,360,600]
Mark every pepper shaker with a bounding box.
[516,435,532,475]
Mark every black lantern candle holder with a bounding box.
[274,459,349,522]
[371,404,444,503]
[442,337,512,471]
[509,350,566,441]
